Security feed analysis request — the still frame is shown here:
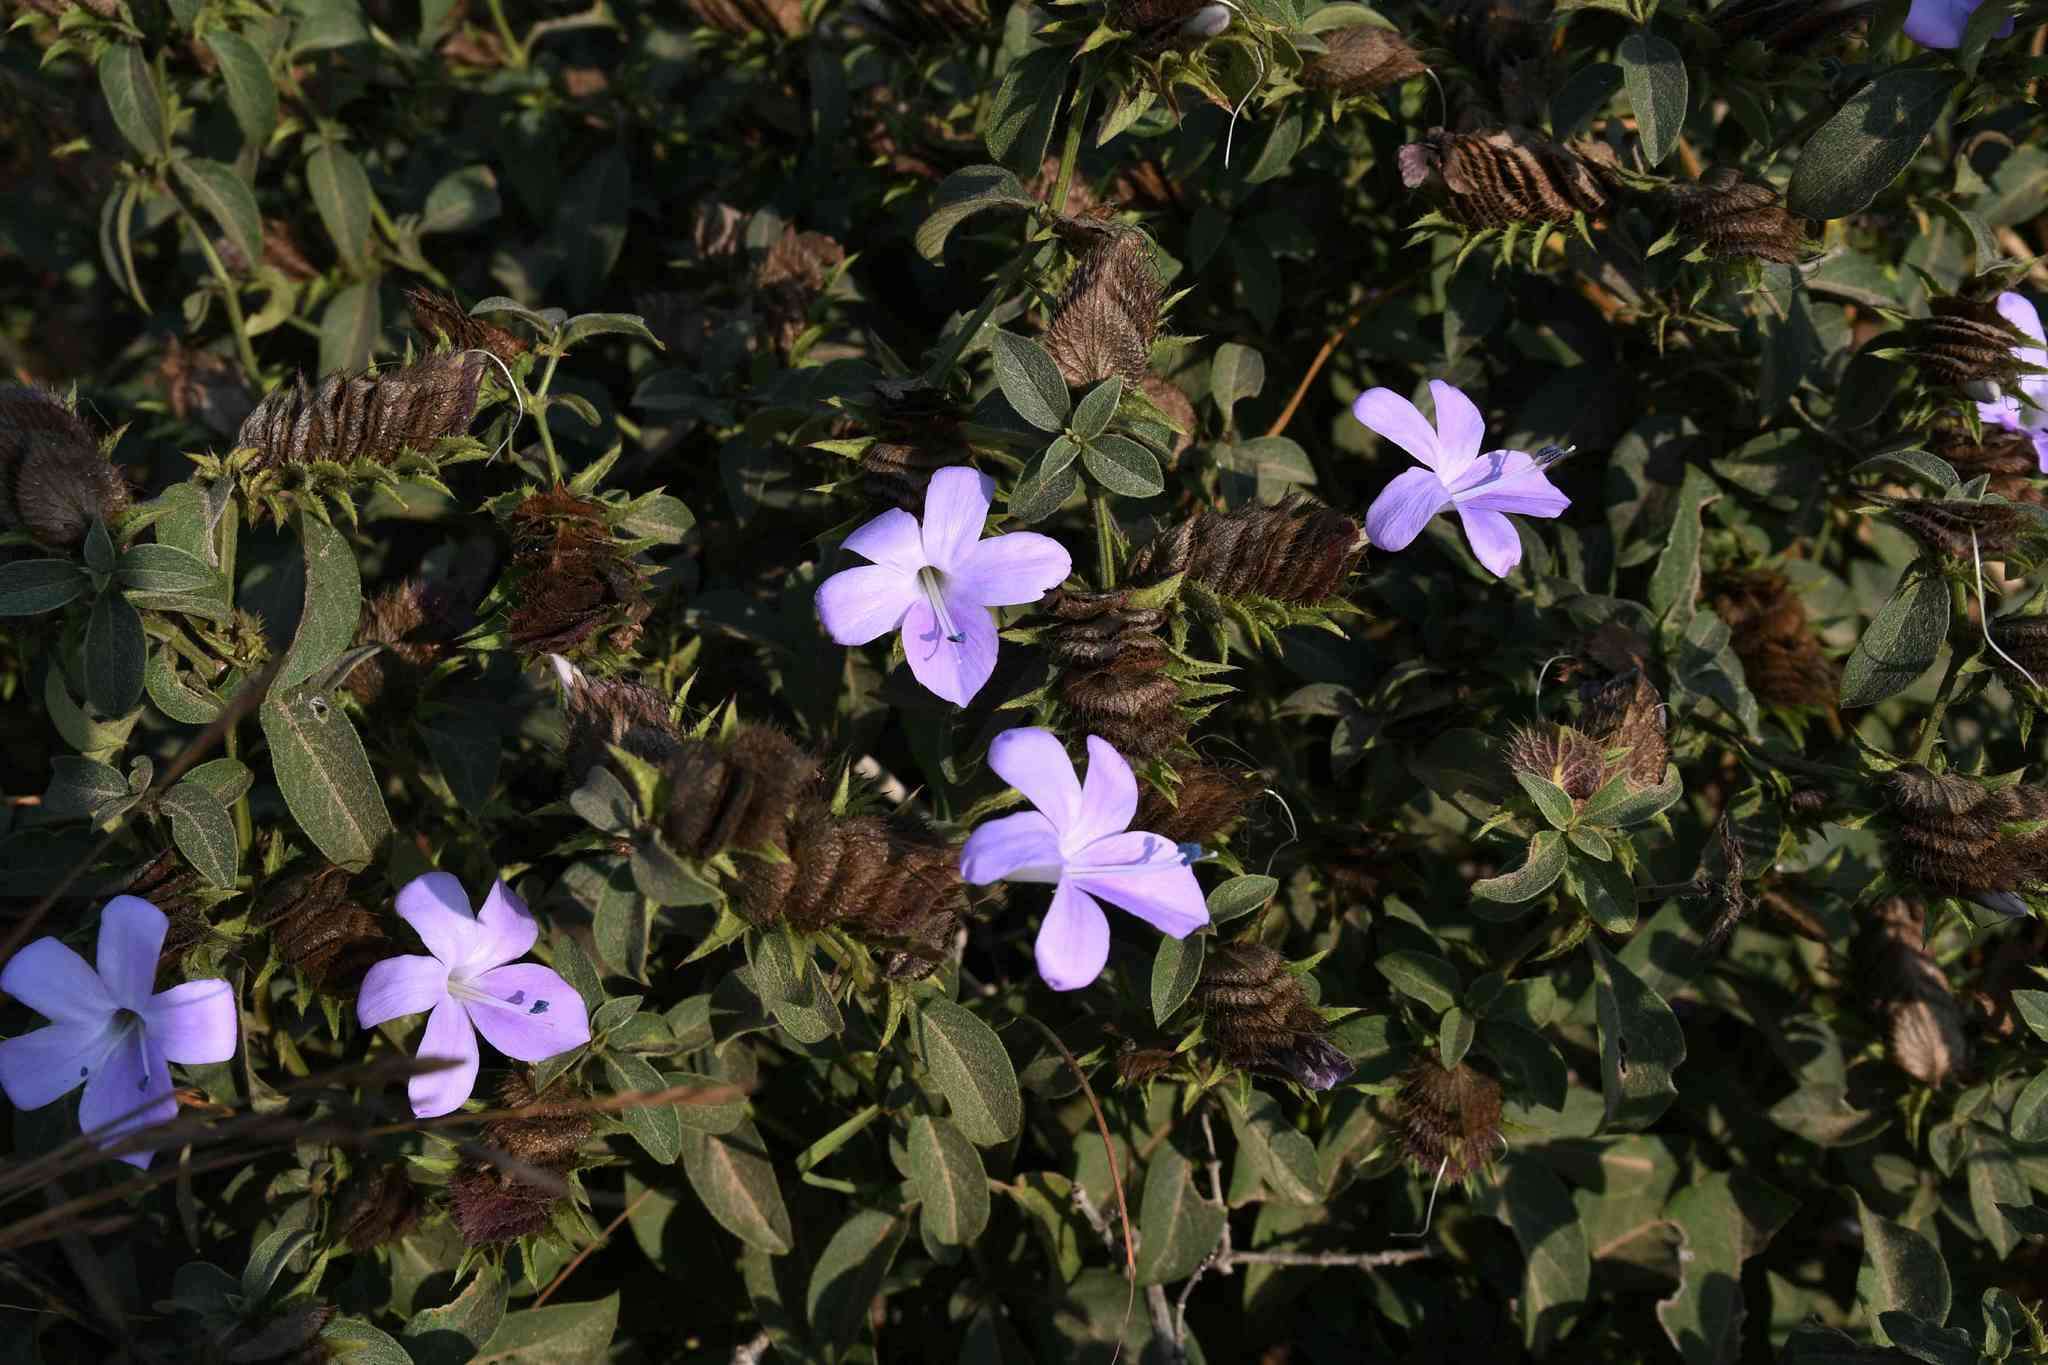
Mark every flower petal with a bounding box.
[1903,0,1971,46]
[901,594,998,706]
[988,727,1083,837]
[0,936,113,1025]
[408,997,480,1119]
[959,810,1064,885]
[1427,380,1486,483]
[1070,736,1138,850]
[1449,450,1572,518]
[1998,291,2045,345]
[1351,388,1441,469]
[1067,832,1209,939]
[1035,882,1111,992]
[1455,504,1526,578]
[842,506,928,573]
[0,1021,107,1110]
[1364,467,1452,552]
[475,880,540,969]
[80,1032,176,1169]
[395,872,483,969]
[816,565,919,646]
[95,896,167,1008]
[920,467,996,574]
[358,955,451,1029]
[463,964,592,1062]
[946,531,1073,607]
[142,980,237,1065]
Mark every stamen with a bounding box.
[1534,444,1577,468]
[1074,843,1203,876]
[917,566,966,644]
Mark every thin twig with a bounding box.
[731,1329,773,1365]
[1263,287,1403,439]
[533,1184,658,1307]
[1221,1247,1436,1269]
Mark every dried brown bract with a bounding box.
[1043,587,1185,759]
[1504,722,1605,801]
[339,1164,424,1251]
[1989,615,2048,694]
[1579,670,1669,789]
[1857,897,1966,1086]
[1882,766,2048,905]
[1193,942,1353,1089]
[234,354,485,471]
[0,385,130,547]
[859,435,970,510]
[1675,168,1808,264]
[158,340,255,439]
[1871,495,2047,561]
[345,578,462,706]
[1301,24,1426,96]
[1394,1058,1503,1180]
[1133,763,1261,846]
[1044,231,1162,390]
[558,668,684,788]
[258,860,392,993]
[660,724,820,860]
[1129,494,1364,604]
[1929,424,2042,506]
[1109,0,1229,49]
[405,288,530,363]
[131,849,207,977]
[687,0,806,37]
[503,488,649,659]
[1707,569,1839,708]
[1903,297,2034,390]
[451,1075,592,1246]
[1399,128,1616,229]
[757,226,846,356]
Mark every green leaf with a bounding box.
[1655,1171,1798,1365]
[604,1051,682,1164]
[1225,1088,1319,1204]
[1590,940,1685,1133]
[916,165,1035,262]
[1551,61,1623,139]
[145,649,224,724]
[242,1226,312,1300]
[1473,830,1568,906]
[1245,111,1304,184]
[1516,772,1577,830]
[1840,564,1950,708]
[1856,1198,1950,1339]
[1877,1314,1978,1365]
[806,1211,907,1349]
[319,281,382,377]
[1573,856,1638,935]
[403,1266,508,1365]
[308,144,374,265]
[205,32,277,151]
[278,515,362,691]
[2012,990,2048,1042]
[630,837,719,907]
[1440,1005,1476,1069]
[0,560,92,616]
[1648,464,1720,630]
[1968,1133,2027,1260]
[1133,1143,1224,1286]
[680,1121,794,1255]
[420,164,501,235]
[2010,1069,2048,1143]
[1151,931,1205,1026]
[98,46,166,160]
[908,1115,990,1255]
[477,1293,618,1364]
[319,1318,411,1365]
[1207,874,1276,923]
[116,544,219,597]
[1617,34,1687,169]
[1788,69,1961,220]
[1007,454,1079,525]
[181,757,254,806]
[419,707,501,812]
[161,782,239,888]
[1474,1156,1591,1356]
[86,590,146,717]
[914,996,1022,1146]
[173,157,265,281]
[1210,343,1265,426]
[1375,949,1460,1014]
[1852,450,1960,494]
[1082,434,1165,498]
[43,756,128,820]
[985,47,1068,173]
[1069,376,1123,442]
[991,331,1071,431]
[259,687,393,870]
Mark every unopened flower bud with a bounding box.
[1903,298,2035,390]
[1872,495,2048,561]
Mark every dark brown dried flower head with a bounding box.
[1872,495,2048,561]
[1675,168,1808,264]
[1504,723,1605,802]
[1856,897,1966,1086]
[257,860,392,993]
[1882,766,2048,906]
[738,802,965,977]
[1989,615,2048,695]
[483,1073,595,1169]
[1707,569,1839,708]
[216,1301,336,1363]
[556,666,684,789]
[1929,424,2042,506]
[1398,128,1616,229]
[339,1163,424,1251]
[1394,1058,1503,1180]
[132,849,207,977]
[1193,942,1353,1090]
[660,724,820,860]
[158,340,255,439]
[1301,23,1426,96]
[448,1163,558,1245]
[1109,0,1231,49]
[1044,231,1163,390]
[1578,670,1669,790]
[450,1075,591,1246]
[1903,297,2035,390]
[1115,1042,1178,1086]
[0,385,130,548]
[756,226,846,357]
[405,288,530,364]
[503,488,649,659]
[859,435,970,510]
[686,0,806,37]
[1134,763,1262,846]
[1709,0,1874,51]
[1043,587,1185,759]
[345,578,462,706]
[234,354,485,471]
[1129,494,1364,604]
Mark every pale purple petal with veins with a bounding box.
[0,1022,110,1110]
[1426,380,1487,483]
[987,727,1084,837]
[1449,450,1572,518]
[0,937,113,1025]
[946,531,1072,607]
[920,467,995,574]
[95,896,167,1007]
[474,880,541,970]
[815,564,920,646]
[408,997,480,1119]
[79,1032,176,1169]
[142,980,237,1065]
[1066,831,1208,938]
[1069,736,1139,851]
[461,963,591,1062]
[1034,882,1111,991]
[841,506,928,573]
[958,810,1065,885]
[1352,388,1442,469]
[1903,0,2010,46]
[357,955,450,1028]
[900,593,998,706]
[395,872,484,969]
[1365,467,1453,552]
[1456,505,1526,577]
[1998,291,2045,344]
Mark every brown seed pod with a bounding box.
[1857,897,1966,1086]
[1043,588,1187,760]
[503,488,650,660]
[1394,1058,1503,1180]
[660,724,820,860]
[1301,23,1426,96]
[344,578,462,706]
[1903,296,2032,390]
[1577,670,1668,789]
[1706,569,1839,708]
[234,354,485,471]
[1399,128,1616,229]
[158,340,255,439]
[1503,723,1605,802]
[756,226,846,357]
[483,1073,594,1170]
[1675,167,1808,264]
[1128,493,1364,604]
[338,1164,424,1251]
[1133,763,1262,846]
[1193,942,1353,1090]
[1043,231,1163,390]
[1989,615,2048,694]
[405,288,530,363]
[557,667,684,788]
[1929,424,2043,507]
[257,860,392,994]
[1871,495,2048,561]
[1884,766,2027,899]
[448,1164,560,1245]
[859,435,970,510]
[0,385,131,548]
[131,848,208,979]
[686,0,806,36]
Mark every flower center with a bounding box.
[1069,841,1204,876]
[917,565,965,644]
[449,972,554,1019]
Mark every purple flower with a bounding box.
[1355,380,1570,578]
[357,873,591,1119]
[959,728,1208,991]
[1905,0,2013,47]
[0,896,237,1168]
[814,466,1072,706]
[1974,292,2048,472]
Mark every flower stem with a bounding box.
[531,346,565,485]
[178,206,264,386]
[1911,580,1976,765]
[1092,493,1118,590]
[1048,70,1096,219]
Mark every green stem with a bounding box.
[1048,71,1096,218]
[531,348,565,484]
[1911,581,1975,764]
[225,724,253,859]
[485,0,527,66]
[1092,493,1117,590]
[179,208,264,385]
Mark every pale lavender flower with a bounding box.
[1905,0,2013,47]
[1973,292,2048,471]
[1355,380,1570,578]
[0,896,237,1168]
[814,466,1072,706]
[357,873,591,1119]
[959,728,1207,991]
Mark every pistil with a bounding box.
[917,566,965,643]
